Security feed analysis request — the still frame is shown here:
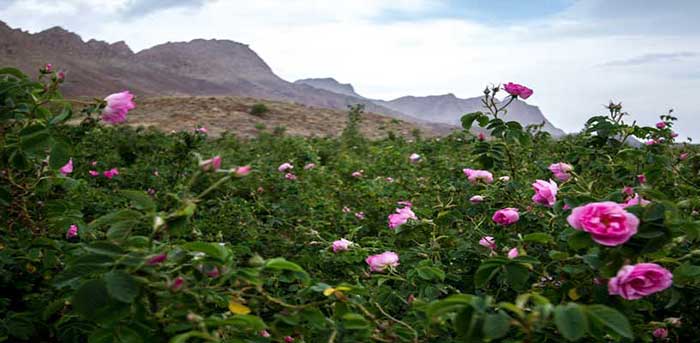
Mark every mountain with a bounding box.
[295,78,565,136]
[0,21,563,136]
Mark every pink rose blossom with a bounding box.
[88,170,99,177]
[351,170,363,178]
[285,173,297,180]
[548,162,573,181]
[59,159,73,176]
[532,179,558,207]
[645,140,656,146]
[608,263,673,300]
[637,174,647,184]
[171,277,184,292]
[479,236,496,250]
[44,63,52,72]
[652,328,668,339]
[656,122,667,129]
[355,212,365,220]
[195,127,208,134]
[562,204,571,210]
[671,132,679,138]
[101,91,135,124]
[492,208,520,226]
[278,162,293,172]
[332,238,353,253]
[103,168,119,179]
[470,195,484,204]
[679,152,689,161]
[621,194,651,208]
[622,186,635,198]
[342,206,351,213]
[90,160,97,166]
[57,70,65,81]
[567,202,639,246]
[200,156,222,171]
[388,206,417,229]
[463,168,494,184]
[147,253,167,265]
[385,177,394,182]
[365,251,400,272]
[284,336,294,343]
[66,224,78,239]
[503,82,533,99]
[234,165,251,177]
[259,330,271,338]
[409,153,421,162]
[499,176,511,182]
[304,163,316,170]
[477,133,485,141]
[507,247,519,259]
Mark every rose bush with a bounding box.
[1,67,700,342]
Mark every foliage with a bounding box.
[1,67,699,342]
[249,103,270,117]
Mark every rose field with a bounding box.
[2,66,700,343]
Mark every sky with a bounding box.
[1,0,699,140]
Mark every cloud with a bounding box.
[120,0,209,17]
[601,52,698,67]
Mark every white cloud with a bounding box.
[1,0,699,139]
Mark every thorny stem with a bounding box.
[372,301,419,343]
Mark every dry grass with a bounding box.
[124,96,442,139]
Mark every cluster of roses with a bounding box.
[468,161,672,301]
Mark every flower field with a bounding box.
[2,66,700,342]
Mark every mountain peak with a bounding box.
[295,77,362,98]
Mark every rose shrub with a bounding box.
[1,67,700,342]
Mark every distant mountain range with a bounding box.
[0,21,564,136]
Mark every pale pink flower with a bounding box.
[234,165,251,177]
[195,127,208,134]
[351,170,364,178]
[567,202,638,246]
[304,163,316,170]
[548,162,573,182]
[679,152,689,161]
[342,206,351,213]
[645,140,656,146]
[499,176,511,182]
[278,162,293,172]
[66,224,78,239]
[284,336,294,343]
[621,194,651,208]
[656,122,667,129]
[90,161,97,166]
[388,206,417,229]
[562,204,571,210]
[507,247,519,259]
[622,186,635,198]
[355,212,365,220]
[608,263,672,300]
[101,91,135,124]
[637,174,647,184]
[492,208,519,226]
[532,179,558,207]
[259,330,271,338]
[463,168,494,184]
[479,236,496,250]
[103,168,119,179]
[44,63,52,72]
[366,251,399,272]
[200,156,222,171]
[409,153,421,162]
[56,70,65,81]
[332,238,353,253]
[88,170,99,177]
[671,132,679,138]
[59,159,73,176]
[285,173,297,180]
[385,177,394,182]
[503,82,533,99]
[470,195,484,204]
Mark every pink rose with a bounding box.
[622,186,634,198]
[44,63,52,72]
[463,168,494,184]
[503,82,533,100]
[479,236,496,250]
[507,247,519,259]
[621,194,651,208]
[284,336,294,343]
[477,133,485,141]
[147,253,167,265]
[608,263,672,300]
[548,162,573,182]
[385,177,394,182]
[278,162,293,172]
[200,156,222,171]
[637,174,647,184]
[567,202,638,246]
[259,330,271,338]
[57,70,65,81]
[351,170,364,178]
[645,140,656,146]
[532,179,558,207]
[365,251,399,272]
[195,127,208,134]
[653,328,668,339]
[171,276,184,292]
[304,163,316,170]
[387,206,417,229]
[101,91,135,124]
[409,153,421,162]
[89,170,99,177]
[656,122,667,129]
[679,152,689,161]
[66,224,78,239]
[492,208,519,226]
[332,238,353,253]
[103,168,119,179]
[470,195,484,204]
[59,159,73,176]
[234,165,251,177]
[285,173,297,180]
[355,212,365,220]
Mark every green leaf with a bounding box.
[72,279,110,318]
[427,294,474,318]
[553,303,587,341]
[505,263,530,291]
[568,231,594,250]
[474,259,507,288]
[169,331,217,343]
[585,305,633,339]
[342,313,371,330]
[264,257,306,273]
[120,190,156,212]
[416,265,446,281]
[461,112,485,130]
[104,270,139,303]
[183,242,231,262]
[523,232,554,244]
[673,263,700,285]
[482,311,511,339]
[49,139,71,169]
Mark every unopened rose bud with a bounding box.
[171,276,184,292]
[652,327,668,339]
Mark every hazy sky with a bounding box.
[1,0,699,139]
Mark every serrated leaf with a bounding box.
[104,270,139,303]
